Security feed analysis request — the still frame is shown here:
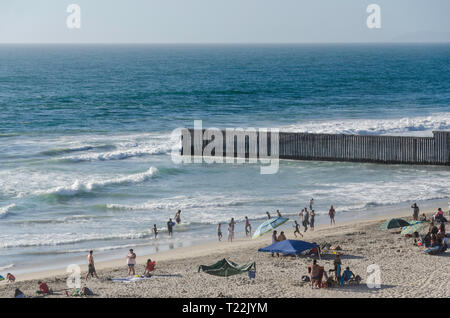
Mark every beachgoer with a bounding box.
[245,216,252,237]
[310,210,315,231]
[411,203,420,221]
[439,221,446,235]
[266,211,271,219]
[333,254,342,281]
[230,218,236,239]
[6,273,15,282]
[14,288,24,298]
[167,218,174,237]
[152,224,158,239]
[271,231,279,257]
[293,221,303,238]
[85,250,99,280]
[37,281,51,295]
[278,231,287,241]
[429,222,439,235]
[308,259,320,288]
[341,266,355,285]
[434,208,448,223]
[329,205,336,225]
[303,209,309,232]
[276,210,282,217]
[175,210,181,224]
[227,222,233,242]
[144,259,155,276]
[126,249,136,276]
[309,198,314,210]
[217,223,223,241]
[420,213,427,222]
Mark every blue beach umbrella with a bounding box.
[252,217,289,239]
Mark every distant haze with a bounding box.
[0,0,449,43]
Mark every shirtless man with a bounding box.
[293,221,303,238]
[86,250,99,280]
[175,210,181,224]
[308,259,321,288]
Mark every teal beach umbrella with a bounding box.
[252,217,289,239]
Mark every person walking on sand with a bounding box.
[245,216,252,237]
[329,205,336,226]
[175,210,181,224]
[293,220,303,238]
[303,209,309,232]
[310,210,315,231]
[126,249,136,276]
[217,223,223,241]
[411,203,420,221]
[152,224,158,239]
[167,218,174,237]
[266,211,271,219]
[85,250,99,281]
[271,231,279,257]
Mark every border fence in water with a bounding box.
[181,129,450,165]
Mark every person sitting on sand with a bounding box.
[434,208,447,223]
[278,231,287,241]
[308,259,321,288]
[152,224,158,239]
[6,273,15,282]
[429,222,439,235]
[36,281,52,295]
[14,288,25,298]
[143,259,156,277]
[293,221,303,238]
[86,250,99,281]
[271,231,279,257]
[217,223,222,241]
[341,267,355,285]
[126,249,137,276]
[420,213,428,222]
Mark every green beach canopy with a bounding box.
[198,258,256,277]
[252,217,289,239]
[380,218,410,230]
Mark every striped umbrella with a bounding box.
[252,217,289,239]
[401,222,426,235]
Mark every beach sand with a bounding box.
[1,209,449,298]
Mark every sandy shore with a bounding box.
[1,208,449,298]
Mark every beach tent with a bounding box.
[198,258,256,277]
[380,218,410,230]
[258,240,320,257]
[252,217,289,239]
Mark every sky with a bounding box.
[0,0,449,43]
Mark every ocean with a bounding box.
[0,44,449,274]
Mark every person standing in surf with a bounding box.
[276,210,282,217]
[309,198,314,210]
[175,210,181,224]
[152,224,158,239]
[167,218,174,237]
[266,211,271,219]
[329,205,336,226]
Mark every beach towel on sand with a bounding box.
[111,276,153,283]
